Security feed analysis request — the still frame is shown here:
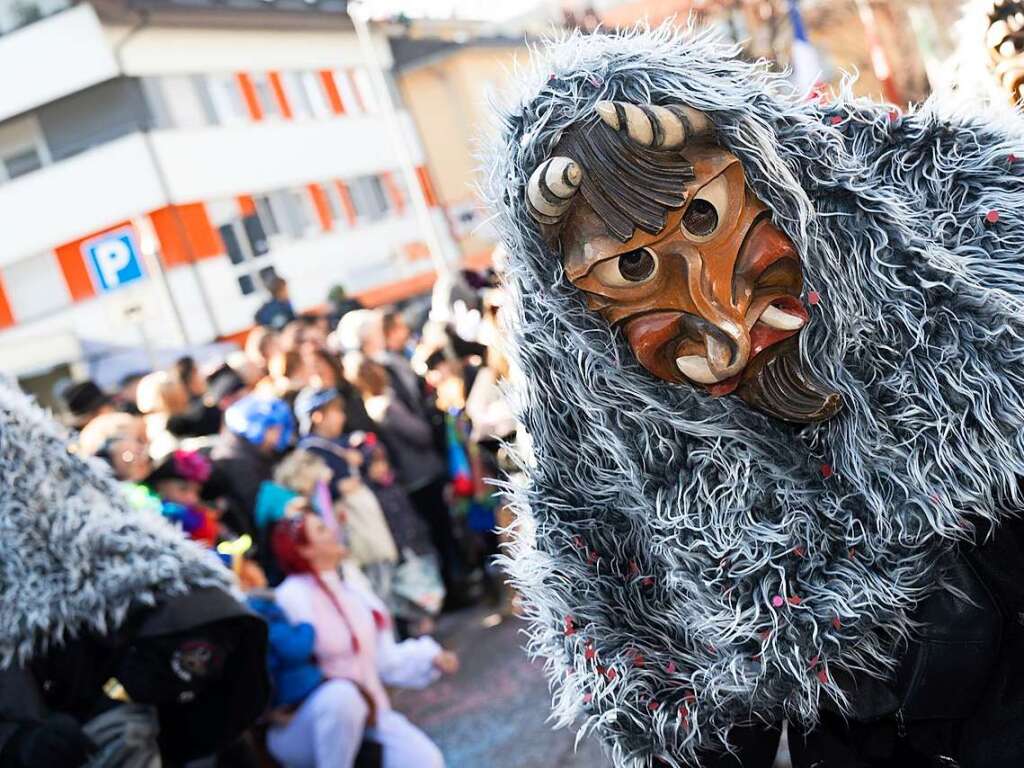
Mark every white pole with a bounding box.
[349,2,454,284]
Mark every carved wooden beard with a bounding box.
[558,144,841,423]
[987,0,1024,106]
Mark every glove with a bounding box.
[3,714,96,768]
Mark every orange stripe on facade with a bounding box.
[334,181,357,226]
[318,70,346,115]
[237,195,257,217]
[268,72,292,119]
[236,73,263,121]
[415,166,439,207]
[307,183,334,232]
[355,269,437,307]
[149,203,224,268]
[0,274,14,328]
[380,172,406,216]
[54,221,133,301]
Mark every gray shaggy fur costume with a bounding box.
[0,381,230,668]
[486,24,1024,767]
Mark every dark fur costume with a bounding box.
[487,24,1024,767]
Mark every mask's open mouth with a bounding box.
[673,295,808,397]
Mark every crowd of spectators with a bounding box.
[58,269,516,768]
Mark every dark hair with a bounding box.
[174,356,197,387]
[381,308,404,338]
[557,118,694,242]
[309,349,344,388]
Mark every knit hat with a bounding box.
[144,450,212,488]
[223,395,293,452]
[292,386,341,435]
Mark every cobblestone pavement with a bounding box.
[391,607,609,768]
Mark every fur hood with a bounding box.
[0,382,231,668]
[486,24,1024,767]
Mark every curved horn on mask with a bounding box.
[526,156,583,224]
[595,100,713,149]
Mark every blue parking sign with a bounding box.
[83,227,145,292]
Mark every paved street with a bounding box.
[391,607,610,768]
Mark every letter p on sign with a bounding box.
[83,227,145,292]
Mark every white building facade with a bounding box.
[0,0,456,382]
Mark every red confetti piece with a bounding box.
[759,629,771,640]
[585,643,596,661]
[606,668,617,680]
[832,616,842,630]
[633,653,646,668]
[642,577,655,588]
[830,115,842,125]
[820,463,833,479]
[666,660,677,674]
[683,690,696,702]
[583,692,593,704]
[793,546,805,557]
[627,560,640,577]
[1010,153,1018,163]
[648,700,660,711]
[564,617,576,636]
[817,669,829,684]
[587,550,599,564]
[986,210,1000,224]
[771,595,785,608]
[848,548,857,558]
[807,290,821,305]
[809,655,820,668]
[888,109,899,122]
[787,595,803,606]
[572,535,584,549]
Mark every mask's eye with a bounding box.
[591,247,658,288]
[681,174,728,242]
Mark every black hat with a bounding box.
[62,380,111,425]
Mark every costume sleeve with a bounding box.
[269,621,317,665]
[0,666,47,764]
[376,634,443,690]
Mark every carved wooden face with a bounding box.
[987,0,1024,106]
[558,143,839,422]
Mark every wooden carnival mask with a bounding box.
[526,101,841,423]
[987,0,1024,106]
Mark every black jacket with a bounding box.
[687,516,1024,768]
[0,588,269,767]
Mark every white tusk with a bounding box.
[759,305,806,331]
[648,104,685,148]
[526,156,582,222]
[675,355,725,384]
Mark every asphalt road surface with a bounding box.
[391,607,609,768]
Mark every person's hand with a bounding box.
[432,650,460,675]
[8,714,96,768]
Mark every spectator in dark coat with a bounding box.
[209,395,294,537]
[255,276,296,331]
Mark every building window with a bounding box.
[142,76,216,130]
[253,194,280,237]
[279,72,312,119]
[299,71,332,118]
[322,182,345,224]
[350,68,379,113]
[250,73,281,119]
[0,116,51,183]
[347,175,391,223]
[3,148,42,179]
[204,75,249,124]
[1,252,70,322]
